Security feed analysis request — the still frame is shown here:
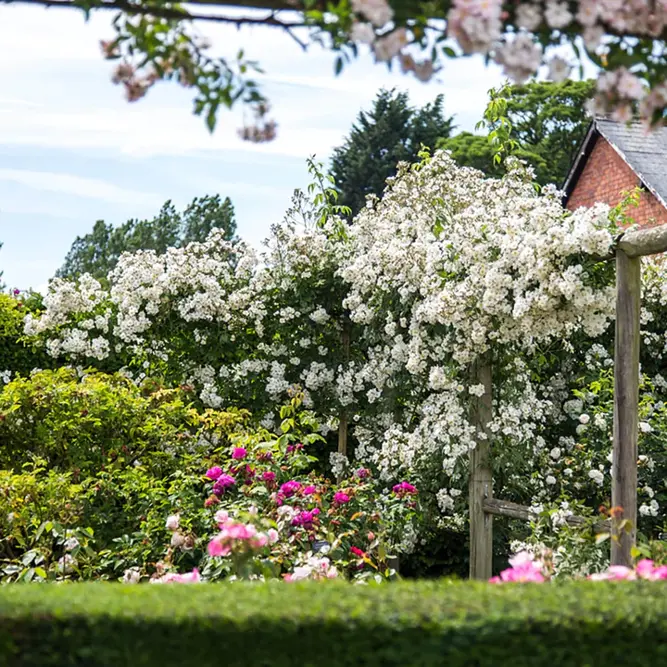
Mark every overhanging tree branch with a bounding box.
[2,0,307,29]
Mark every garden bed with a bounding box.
[1,580,666,666]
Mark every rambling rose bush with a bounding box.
[25,152,667,575]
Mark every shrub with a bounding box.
[0,292,50,379]
[0,390,419,584]
[0,368,245,474]
[1,580,667,666]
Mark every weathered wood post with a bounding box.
[612,248,640,566]
[337,320,351,457]
[469,355,493,580]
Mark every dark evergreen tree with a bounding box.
[330,89,454,217]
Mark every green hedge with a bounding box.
[1,580,666,666]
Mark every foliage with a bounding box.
[57,194,237,281]
[0,368,245,474]
[0,291,52,380]
[0,381,417,583]
[3,581,667,666]
[330,89,453,216]
[439,80,596,186]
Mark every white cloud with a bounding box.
[0,168,161,206]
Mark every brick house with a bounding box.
[562,117,667,228]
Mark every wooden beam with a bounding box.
[617,225,667,258]
[482,498,610,532]
[469,356,493,581]
[612,249,641,566]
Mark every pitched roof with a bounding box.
[562,118,667,210]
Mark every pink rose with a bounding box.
[333,491,351,505]
[214,509,229,526]
[206,466,223,480]
[268,528,280,544]
[232,447,247,460]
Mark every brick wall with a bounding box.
[566,136,667,228]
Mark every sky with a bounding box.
[0,5,507,291]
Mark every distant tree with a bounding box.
[331,89,454,217]
[439,79,596,187]
[57,194,237,281]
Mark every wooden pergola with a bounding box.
[469,224,667,579]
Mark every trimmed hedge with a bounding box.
[1,580,666,666]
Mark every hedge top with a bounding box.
[2,580,667,667]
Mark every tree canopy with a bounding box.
[57,194,237,281]
[439,79,596,187]
[330,89,454,216]
[4,0,666,135]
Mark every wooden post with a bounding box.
[612,249,641,567]
[337,412,348,456]
[469,356,493,580]
[337,320,351,457]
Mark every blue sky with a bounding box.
[0,5,507,291]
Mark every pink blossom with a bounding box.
[267,528,279,544]
[280,481,302,497]
[355,468,371,479]
[508,551,534,568]
[214,509,229,526]
[392,481,418,497]
[261,471,276,483]
[633,559,667,581]
[207,520,266,558]
[208,539,231,557]
[154,568,201,583]
[606,566,636,581]
[333,491,351,505]
[225,523,257,540]
[252,533,269,548]
[291,509,320,527]
[206,466,223,480]
[489,551,545,584]
[303,485,317,495]
[213,474,236,496]
[232,447,247,460]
